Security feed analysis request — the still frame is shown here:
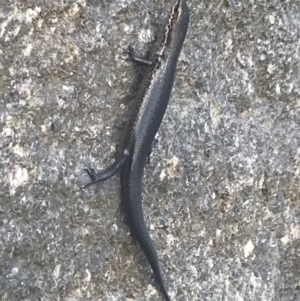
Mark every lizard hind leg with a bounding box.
[81,151,129,189]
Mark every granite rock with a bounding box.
[0,0,299,300]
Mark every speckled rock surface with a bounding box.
[1,0,300,300]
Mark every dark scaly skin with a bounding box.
[82,1,189,300]
[120,2,189,300]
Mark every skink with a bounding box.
[82,1,189,300]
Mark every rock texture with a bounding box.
[0,0,299,300]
